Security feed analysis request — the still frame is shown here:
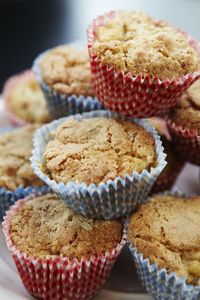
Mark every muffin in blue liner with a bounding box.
[0,127,48,221]
[127,191,200,300]
[32,45,104,118]
[31,110,167,220]
[0,186,49,221]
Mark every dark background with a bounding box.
[0,0,200,91]
[0,0,71,90]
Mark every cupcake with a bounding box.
[88,11,200,117]
[31,110,167,220]
[128,193,200,299]
[0,125,45,219]
[33,45,103,117]
[3,70,51,126]
[168,79,200,165]
[148,117,184,194]
[3,191,125,299]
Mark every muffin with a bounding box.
[170,79,200,132]
[0,125,45,220]
[33,45,103,117]
[0,125,43,191]
[3,191,125,299]
[168,79,200,165]
[42,117,156,185]
[3,70,51,126]
[40,46,94,97]
[148,118,184,194]
[31,110,167,219]
[88,10,200,117]
[92,11,199,80]
[128,193,200,299]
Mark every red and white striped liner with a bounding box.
[2,196,126,300]
[87,11,200,118]
[2,70,34,127]
[167,119,200,166]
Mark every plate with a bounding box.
[0,98,199,300]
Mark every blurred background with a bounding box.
[0,0,200,90]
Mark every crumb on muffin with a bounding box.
[7,72,51,124]
[128,194,200,285]
[42,117,156,185]
[91,11,200,79]
[9,193,123,258]
[40,46,95,96]
[0,125,44,191]
[170,79,200,133]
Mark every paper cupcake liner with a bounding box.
[32,47,104,118]
[127,191,200,300]
[87,11,200,118]
[3,191,126,300]
[0,186,49,221]
[2,70,34,127]
[150,161,184,195]
[31,110,167,220]
[167,119,200,165]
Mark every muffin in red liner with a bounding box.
[167,119,200,165]
[148,118,184,194]
[87,11,200,118]
[167,79,200,165]
[2,70,51,127]
[2,192,126,300]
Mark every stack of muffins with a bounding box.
[1,10,200,300]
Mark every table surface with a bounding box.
[0,99,199,300]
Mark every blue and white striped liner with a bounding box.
[32,44,104,118]
[31,110,167,220]
[0,186,49,221]
[128,191,200,300]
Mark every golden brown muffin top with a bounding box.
[170,79,200,133]
[0,125,44,191]
[91,11,200,80]
[10,193,123,258]
[7,72,51,124]
[42,117,156,185]
[40,46,95,97]
[128,195,200,285]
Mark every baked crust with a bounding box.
[0,125,44,190]
[92,11,200,79]
[10,193,123,258]
[170,79,200,133]
[128,194,200,285]
[42,117,156,185]
[7,72,50,124]
[40,46,95,96]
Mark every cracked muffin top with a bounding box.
[128,194,200,285]
[0,125,44,191]
[7,71,51,124]
[9,193,123,258]
[170,79,200,133]
[40,46,95,96]
[42,117,156,185]
[91,11,200,80]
